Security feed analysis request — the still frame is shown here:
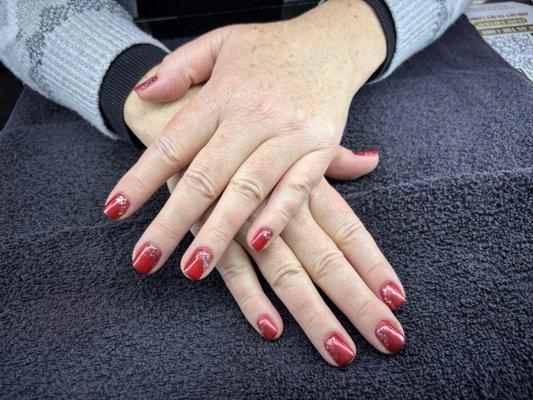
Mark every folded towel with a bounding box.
[0,17,531,399]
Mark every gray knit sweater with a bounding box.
[0,0,468,139]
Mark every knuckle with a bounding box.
[270,261,306,292]
[334,221,367,249]
[286,178,311,202]
[312,248,346,282]
[364,256,388,280]
[209,223,231,244]
[153,216,183,240]
[152,135,183,167]
[230,176,264,205]
[353,295,379,319]
[126,171,149,194]
[183,167,219,202]
[218,259,249,283]
[272,206,292,226]
[305,307,328,330]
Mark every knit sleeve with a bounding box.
[0,0,168,139]
[376,0,470,79]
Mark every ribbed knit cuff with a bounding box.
[100,44,167,148]
[376,0,469,80]
[28,7,168,139]
[362,0,396,80]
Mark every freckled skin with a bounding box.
[205,0,386,150]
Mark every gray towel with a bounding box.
[1,17,531,399]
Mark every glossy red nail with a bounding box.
[257,315,278,341]
[375,321,405,353]
[251,227,272,252]
[352,149,378,156]
[183,248,212,281]
[133,242,161,275]
[134,75,157,92]
[103,192,129,220]
[324,333,355,366]
[380,281,406,311]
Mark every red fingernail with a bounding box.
[257,315,278,341]
[380,281,406,311]
[183,248,212,281]
[324,333,355,366]
[134,75,157,92]
[352,149,378,156]
[133,242,161,275]
[103,192,129,220]
[251,227,272,252]
[375,321,405,353]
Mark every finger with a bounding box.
[134,27,230,102]
[103,90,218,221]
[325,146,379,180]
[232,222,356,367]
[310,180,406,311]
[142,175,284,341]
[247,151,329,253]
[191,225,283,342]
[131,122,266,274]
[282,207,406,354]
[180,138,302,280]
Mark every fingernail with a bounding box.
[183,248,212,281]
[352,149,378,156]
[251,227,272,252]
[324,333,355,366]
[375,321,405,353]
[257,315,278,341]
[134,76,157,92]
[103,192,129,220]
[133,242,161,275]
[380,281,406,311]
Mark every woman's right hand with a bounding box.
[125,76,406,367]
[183,177,407,367]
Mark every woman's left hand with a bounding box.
[104,0,386,280]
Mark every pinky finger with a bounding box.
[190,220,283,341]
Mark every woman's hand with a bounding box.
[104,0,387,281]
[123,74,405,367]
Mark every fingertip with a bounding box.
[325,147,379,180]
[182,247,213,281]
[250,227,273,252]
[134,75,158,94]
[257,314,282,341]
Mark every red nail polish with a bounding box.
[133,242,161,275]
[134,75,157,92]
[183,247,212,281]
[324,333,355,366]
[103,192,129,220]
[352,149,378,156]
[251,227,272,252]
[257,315,278,341]
[375,321,405,353]
[380,281,406,311]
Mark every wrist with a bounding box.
[299,0,387,90]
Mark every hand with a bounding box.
[104,0,387,281]
[123,75,405,367]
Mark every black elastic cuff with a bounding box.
[363,0,396,79]
[100,44,167,148]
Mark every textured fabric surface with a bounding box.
[0,18,532,399]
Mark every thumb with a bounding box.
[325,146,379,180]
[134,27,229,102]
